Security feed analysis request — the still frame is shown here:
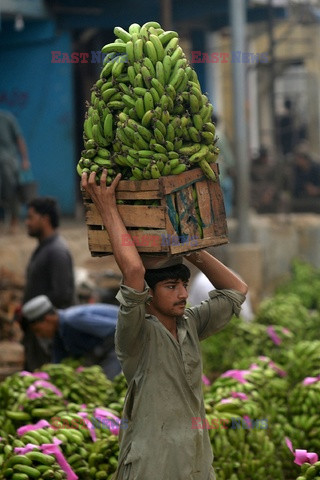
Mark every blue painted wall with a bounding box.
[0,20,76,215]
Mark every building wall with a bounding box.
[0,19,76,215]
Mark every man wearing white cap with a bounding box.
[22,295,121,380]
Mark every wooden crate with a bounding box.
[0,341,24,381]
[82,163,228,256]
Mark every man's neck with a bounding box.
[38,228,56,243]
[146,306,178,339]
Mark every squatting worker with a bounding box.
[81,169,248,480]
[22,295,122,380]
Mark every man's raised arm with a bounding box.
[185,250,248,295]
[81,170,145,291]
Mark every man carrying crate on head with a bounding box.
[81,169,248,480]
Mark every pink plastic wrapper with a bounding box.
[221,369,251,384]
[231,391,248,400]
[220,391,248,404]
[282,327,291,335]
[257,356,287,376]
[78,412,97,442]
[94,408,121,436]
[42,438,78,480]
[26,380,63,399]
[17,419,50,436]
[202,374,211,386]
[14,437,78,480]
[303,375,320,386]
[266,326,282,345]
[20,371,50,380]
[285,437,318,466]
[268,361,287,377]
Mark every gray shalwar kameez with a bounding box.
[113,283,245,480]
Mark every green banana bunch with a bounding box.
[77,21,220,187]
[296,461,320,480]
[88,435,119,479]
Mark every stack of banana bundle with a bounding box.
[77,21,220,186]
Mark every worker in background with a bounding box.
[188,270,254,322]
[0,109,30,233]
[22,197,76,371]
[22,295,121,380]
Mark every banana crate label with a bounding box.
[77,21,221,188]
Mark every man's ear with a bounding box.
[146,288,154,306]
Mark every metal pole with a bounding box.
[267,0,284,209]
[230,0,251,243]
[160,0,172,30]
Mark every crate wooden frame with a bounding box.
[82,163,228,256]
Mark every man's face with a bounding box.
[150,278,189,317]
[31,317,56,339]
[25,207,46,238]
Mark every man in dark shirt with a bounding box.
[22,197,76,370]
[22,295,121,380]
[291,151,320,213]
[0,109,30,233]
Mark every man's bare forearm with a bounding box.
[101,206,145,290]
[82,171,145,291]
[185,250,248,295]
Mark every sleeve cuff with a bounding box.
[116,281,151,308]
[208,289,246,317]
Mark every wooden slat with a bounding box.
[160,167,205,194]
[175,185,200,239]
[112,178,160,192]
[195,180,215,237]
[118,205,166,228]
[82,191,160,202]
[87,228,172,255]
[207,174,228,237]
[169,235,228,254]
[81,164,220,199]
[165,193,179,234]
[85,204,166,228]
[116,191,161,200]
[87,229,112,254]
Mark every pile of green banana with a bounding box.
[77,21,219,185]
[296,461,320,480]
[38,364,116,406]
[284,340,320,386]
[1,446,68,480]
[255,293,310,335]
[287,381,320,452]
[276,259,320,311]
[201,372,282,480]
[211,426,284,480]
[87,436,119,480]
[201,316,293,377]
[0,419,117,480]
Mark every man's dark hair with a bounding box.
[27,197,60,228]
[145,263,191,290]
